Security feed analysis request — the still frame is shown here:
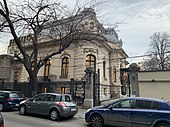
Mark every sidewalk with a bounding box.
[76,108,87,119]
[75,99,115,119]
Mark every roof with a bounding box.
[122,97,167,103]
[0,90,22,93]
[37,93,71,96]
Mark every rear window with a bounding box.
[64,95,73,102]
[9,92,24,98]
[152,102,160,110]
[135,100,152,109]
[0,92,6,99]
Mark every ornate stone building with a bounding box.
[0,54,13,82]
[6,8,128,106]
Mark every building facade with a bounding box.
[5,8,128,107]
[0,54,13,82]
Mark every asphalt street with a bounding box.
[1,108,88,127]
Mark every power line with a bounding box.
[127,54,152,59]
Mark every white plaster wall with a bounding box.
[139,71,170,101]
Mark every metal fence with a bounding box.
[0,81,86,106]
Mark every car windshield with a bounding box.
[9,92,24,98]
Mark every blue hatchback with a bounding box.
[0,91,25,111]
[85,97,170,127]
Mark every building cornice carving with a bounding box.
[84,48,98,54]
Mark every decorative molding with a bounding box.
[84,48,98,54]
[60,51,71,58]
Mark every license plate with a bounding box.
[71,108,76,111]
[16,104,19,106]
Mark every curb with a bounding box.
[76,108,86,119]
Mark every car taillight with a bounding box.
[7,98,14,101]
[58,102,67,107]
[1,123,4,127]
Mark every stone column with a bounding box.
[83,67,94,109]
[128,63,140,97]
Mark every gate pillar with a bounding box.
[83,67,94,109]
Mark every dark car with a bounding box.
[19,93,78,121]
[0,113,4,127]
[0,91,25,111]
[85,97,170,127]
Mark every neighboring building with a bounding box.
[138,70,170,100]
[6,8,128,106]
[0,54,13,82]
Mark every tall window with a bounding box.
[61,57,69,76]
[31,61,34,72]
[60,87,66,94]
[44,59,51,77]
[14,71,19,82]
[103,61,106,78]
[86,55,96,70]
[113,68,117,82]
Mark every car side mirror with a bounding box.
[108,105,113,110]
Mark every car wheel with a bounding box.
[50,109,60,121]
[90,114,104,127]
[155,123,170,127]
[19,105,26,115]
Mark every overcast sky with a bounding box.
[102,0,170,63]
[1,0,170,63]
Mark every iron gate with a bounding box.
[93,69,101,106]
[0,80,86,106]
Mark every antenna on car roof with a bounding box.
[161,92,170,100]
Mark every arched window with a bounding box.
[86,55,96,71]
[44,59,51,77]
[61,57,69,76]
[60,87,66,94]
[14,71,19,82]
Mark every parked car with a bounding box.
[0,112,4,127]
[0,90,25,111]
[19,93,78,121]
[85,97,170,127]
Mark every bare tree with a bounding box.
[146,32,170,70]
[143,58,159,71]
[0,0,106,94]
